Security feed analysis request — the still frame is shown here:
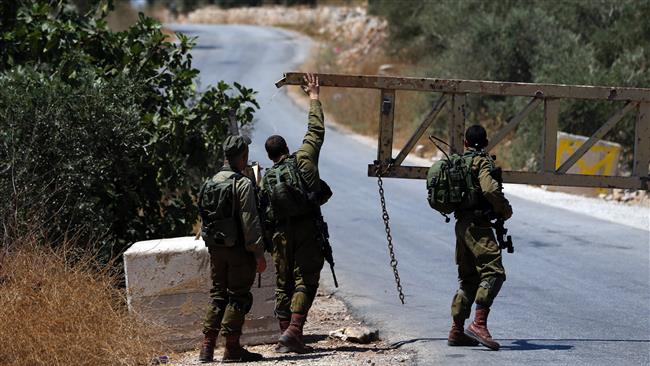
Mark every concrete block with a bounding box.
[124,237,276,351]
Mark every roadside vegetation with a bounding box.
[1,0,258,261]
[0,234,163,365]
[369,0,649,171]
[1,1,258,363]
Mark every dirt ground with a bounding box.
[172,289,414,365]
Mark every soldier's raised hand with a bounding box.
[301,73,319,100]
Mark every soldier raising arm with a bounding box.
[262,74,330,354]
[294,74,325,193]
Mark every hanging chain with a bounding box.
[375,162,405,305]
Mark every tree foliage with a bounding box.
[0,0,258,260]
[369,0,649,169]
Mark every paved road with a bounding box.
[171,24,650,365]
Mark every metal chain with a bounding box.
[376,164,405,305]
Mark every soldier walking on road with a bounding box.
[447,125,513,351]
[197,135,267,363]
[261,74,332,354]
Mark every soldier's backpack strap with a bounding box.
[460,150,484,210]
[197,177,209,217]
[231,172,241,218]
[463,151,478,192]
[287,156,310,197]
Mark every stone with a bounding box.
[328,326,379,344]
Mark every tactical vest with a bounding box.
[198,169,243,248]
[262,155,317,221]
[426,150,487,220]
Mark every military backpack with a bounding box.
[426,151,482,221]
[198,170,242,247]
[262,155,330,221]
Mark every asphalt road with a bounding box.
[170,24,650,365]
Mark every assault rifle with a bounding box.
[492,217,514,253]
[315,210,339,288]
[481,210,514,253]
[245,162,273,288]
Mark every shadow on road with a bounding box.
[390,337,650,351]
[257,334,394,363]
[498,340,573,351]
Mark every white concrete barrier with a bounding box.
[124,237,277,351]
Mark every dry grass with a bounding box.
[0,235,163,366]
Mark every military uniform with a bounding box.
[449,148,512,350]
[262,100,326,352]
[266,100,325,319]
[198,135,265,363]
[201,168,265,336]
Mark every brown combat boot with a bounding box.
[198,330,218,363]
[448,318,479,347]
[222,335,263,362]
[278,313,308,354]
[274,320,291,353]
[466,307,500,351]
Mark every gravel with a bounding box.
[171,289,415,366]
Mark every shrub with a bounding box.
[0,1,258,259]
[369,0,648,169]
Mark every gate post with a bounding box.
[633,102,650,177]
[450,94,467,155]
[378,89,395,163]
[542,99,560,172]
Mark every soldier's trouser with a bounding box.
[203,245,257,336]
[451,217,506,320]
[272,216,325,320]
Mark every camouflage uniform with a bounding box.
[451,149,512,320]
[201,166,265,337]
[264,100,325,320]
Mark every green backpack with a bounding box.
[426,151,479,221]
[198,171,242,247]
[262,156,315,220]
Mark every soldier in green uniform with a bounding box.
[198,135,267,363]
[448,125,513,351]
[261,74,327,354]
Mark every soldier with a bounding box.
[261,73,328,354]
[198,135,267,363]
[448,125,512,351]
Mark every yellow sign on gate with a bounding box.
[555,132,621,194]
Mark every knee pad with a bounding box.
[451,289,473,319]
[475,276,504,307]
[229,292,253,314]
[295,285,318,299]
[212,299,228,312]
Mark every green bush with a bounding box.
[369,0,648,170]
[0,1,258,260]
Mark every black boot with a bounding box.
[222,335,263,362]
[198,330,218,363]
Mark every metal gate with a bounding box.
[276,72,649,191]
